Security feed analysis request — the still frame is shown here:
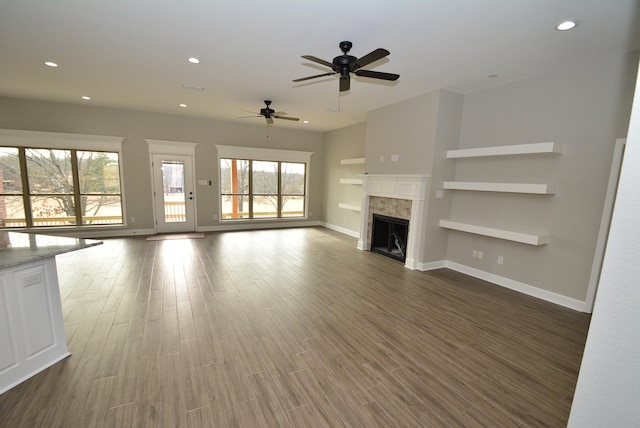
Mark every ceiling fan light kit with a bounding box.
[293,40,400,92]
[240,100,300,125]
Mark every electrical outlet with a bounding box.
[498,256,504,264]
[472,250,478,258]
[478,251,483,259]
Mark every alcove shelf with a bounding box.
[339,157,365,213]
[446,142,562,159]
[439,220,549,246]
[340,157,365,165]
[338,203,361,212]
[340,178,363,185]
[443,181,556,194]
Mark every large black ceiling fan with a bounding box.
[240,100,300,124]
[293,41,399,92]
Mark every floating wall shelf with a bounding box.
[338,203,361,212]
[446,142,562,159]
[340,178,363,185]
[340,157,365,165]
[443,181,556,194]
[439,220,549,246]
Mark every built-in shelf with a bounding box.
[340,178,363,185]
[340,157,365,165]
[443,181,556,194]
[439,220,549,246]
[339,203,361,212]
[446,142,562,159]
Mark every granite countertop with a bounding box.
[0,231,103,269]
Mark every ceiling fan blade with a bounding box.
[266,117,274,124]
[339,76,350,92]
[301,55,334,68]
[274,115,300,121]
[293,72,337,82]
[352,48,390,69]
[239,115,262,119]
[355,69,400,81]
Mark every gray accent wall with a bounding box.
[323,50,638,308]
[450,50,638,302]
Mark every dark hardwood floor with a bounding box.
[0,227,591,427]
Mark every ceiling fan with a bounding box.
[293,41,399,92]
[240,100,299,124]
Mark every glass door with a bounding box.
[152,154,195,233]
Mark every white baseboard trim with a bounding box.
[319,225,589,312]
[321,222,360,238]
[444,261,587,312]
[198,220,322,233]
[29,227,156,239]
[416,260,447,271]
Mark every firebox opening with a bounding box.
[371,214,409,263]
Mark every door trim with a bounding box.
[147,139,198,233]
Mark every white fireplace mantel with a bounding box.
[358,174,431,270]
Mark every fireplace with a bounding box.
[371,214,409,262]
[357,174,430,270]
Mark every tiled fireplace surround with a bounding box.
[357,174,431,270]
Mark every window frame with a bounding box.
[216,145,313,222]
[0,129,125,230]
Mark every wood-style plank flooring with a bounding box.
[0,227,591,427]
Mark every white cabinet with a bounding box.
[441,142,561,245]
[0,258,69,394]
[339,157,364,212]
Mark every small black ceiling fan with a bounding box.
[293,41,399,92]
[240,100,299,124]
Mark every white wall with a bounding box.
[568,56,640,427]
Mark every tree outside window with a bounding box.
[220,158,306,220]
[0,147,123,228]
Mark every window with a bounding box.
[0,129,124,229]
[216,145,312,221]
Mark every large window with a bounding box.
[217,145,312,221]
[0,129,124,229]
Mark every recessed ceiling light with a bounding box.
[179,103,187,108]
[556,20,578,31]
[303,120,309,124]
[188,57,200,64]
[44,61,58,67]
[81,96,91,100]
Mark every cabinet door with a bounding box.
[0,274,20,376]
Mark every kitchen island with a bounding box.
[0,232,102,394]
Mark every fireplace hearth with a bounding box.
[371,214,409,262]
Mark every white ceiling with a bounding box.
[1,1,638,132]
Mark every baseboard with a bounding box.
[321,222,360,238]
[198,220,322,233]
[444,261,587,312]
[26,227,156,239]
